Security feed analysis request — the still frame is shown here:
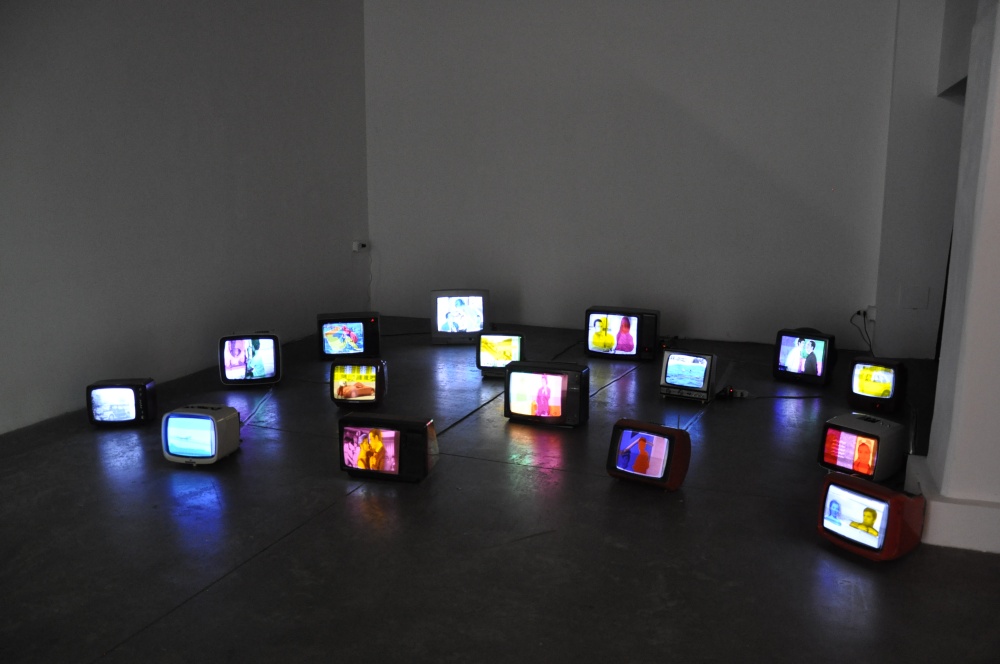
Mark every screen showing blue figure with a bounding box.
[778,335,827,376]
[614,428,670,478]
[822,484,888,550]
[665,354,708,388]
[322,322,365,355]
[436,297,484,333]
[166,415,216,458]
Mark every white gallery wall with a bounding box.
[364,0,899,344]
[0,0,369,435]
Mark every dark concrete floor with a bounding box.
[2,317,998,663]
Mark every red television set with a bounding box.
[503,361,589,427]
[86,378,156,425]
[818,412,907,482]
[477,332,525,377]
[818,473,925,561]
[605,418,691,490]
[318,311,381,359]
[431,289,490,345]
[219,333,281,386]
[773,328,836,385]
[162,404,242,465]
[339,413,439,482]
[330,360,388,407]
[585,306,659,360]
[659,350,717,403]
[848,357,907,414]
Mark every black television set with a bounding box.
[339,413,439,482]
[606,418,691,490]
[818,472,925,561]
[773,328,836,385]
[585,306,659,360]
[86,378,156,425]
[659,350,718,403]
[162,404,242,465]
[430,289,490,344]
[476,331,526,377]
[330,360,388,407]
[818,412,908,482]
[847,357,907,415]
[317,311,381,359]
[219,333,281,386]
[503,361,589,427]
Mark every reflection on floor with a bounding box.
[1,317,998,663]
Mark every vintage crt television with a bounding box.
[219,333,281,386]
[86,378,156,425]
[477,332,526,377]
[339,413,438,482]
[606,418,691,490]
[317,311,381,359]
[330,360,388,407]
[773,327,836,385]
[818,412,908,482]
[504,361,589,427]
[818,472,925,561]
[848,357,907,414]
[430,289,490,344]
[162,404,241,465]
[659,350,717,403]
[585,306,659,360]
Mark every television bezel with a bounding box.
[772,327,836,385]
[584,305,660,361]
[476,331,526,377]
[86,378,156,426]
[503,360,590,427]
[219,333,282,386]
[430,289,491,345]
[817,473,925,561]
[161,404,242,465]
[338,413,438,482]
[330,359,388,408]
[317,311,381,360]
[605,418,691,490]
[847,357,907,414]
[659,350,718,403]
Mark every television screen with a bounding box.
[219,334,281,385]
[431,289,490,344]
[162,404,241,465]
[164,413,217,459]
[773,328,835,385]
[821,427,879,476]
[605,418,691,490]
[659,351,717,402]
[508,372,568,418]
[848,358,906,414]
[477,332,525,376]
[503,361,589,426]
[821,481,888,551]
[817,473,925,561]
[338,413,439,482]
[818,413,907,482]
[86,378,156,425]
[341,425,400,475]
[584,306,659,360]
[317,312,380,359]
[331,360,387,406]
